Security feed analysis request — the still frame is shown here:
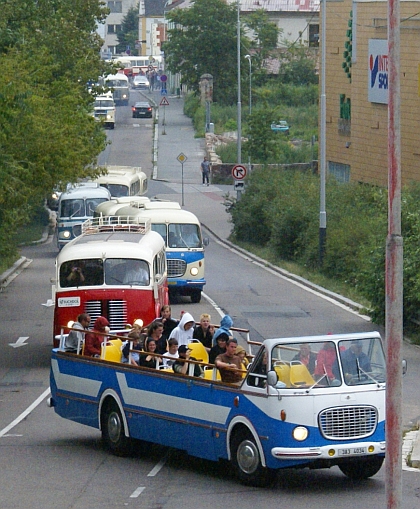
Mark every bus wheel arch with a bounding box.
[99,392,131,456]
[228,420,276,487]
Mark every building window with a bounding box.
[108,1,122,13]
[309,24,319,47]
[107,24,122,34]
[329,162,350,183]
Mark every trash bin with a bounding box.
[209,123,214,133]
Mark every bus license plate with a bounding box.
[339,447,367,456]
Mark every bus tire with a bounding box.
[101,400,131,456]
[338,456,384,479]
[191,290,201,303]
[231,429,276,487]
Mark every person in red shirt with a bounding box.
[314,342,337,380]
[84,316,110,358]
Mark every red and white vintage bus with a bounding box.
[52,217,168,345]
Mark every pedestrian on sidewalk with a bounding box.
[201,156,211,186]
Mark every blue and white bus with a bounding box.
[96,200,209,303]
[56,183,111,250]
[49,331,388,486]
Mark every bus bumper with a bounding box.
[271,441,386,460]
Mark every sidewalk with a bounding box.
[152,90,420,473]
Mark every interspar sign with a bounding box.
[368,39,388,104]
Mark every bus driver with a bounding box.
[123,260,149,285]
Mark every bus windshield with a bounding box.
[101,184,129,197]
[269,336,386,389]
[107,79,128,87]
[168,223,201,248]
[60,258,150,288]
[60,198,108,218]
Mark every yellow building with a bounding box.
[324,0,420,186]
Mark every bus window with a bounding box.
[60,199,84,218]
[178,224,201,248]
[103,184,129,197]
[86,197,109,216]
[151,224,167,244]
[60,259,104,288]
[104,258,149,286]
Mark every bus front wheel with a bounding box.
[101,400,131,456]
[191,290,201,303]
[231,430,276,487]
[338,456,384,479]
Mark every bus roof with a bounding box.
[105,165,143,175]
[105,73,129,82]
[94,197,150,217]
[56,228,165,265]
[59,184,111,201]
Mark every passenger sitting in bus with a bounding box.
[64,313,91,353]
[64,313,90,353]
[235,344,250,369]
[193,313,214,351]
[209,333,228,364]
[292,344,317,374]
[66,265,85,286]
[314,342,337,382]
[173,345,203,377]
[123,260,149,285]
[162,338,179,368]
[122,330,142,365]
[169,312,195,347]
[180,224,200,248]
[139,338,162,369]
[84,316,110,358]
[215,338,243,385]
[158,305,179,345]
[147,321,166,354]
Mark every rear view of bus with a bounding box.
[52,217,168,345]
[56,183,111,250]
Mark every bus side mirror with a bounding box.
[402,359,407,376]
[203,237,209,246]
[267,370,278,387]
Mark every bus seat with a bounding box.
[274,361,291,387]
[289,362,314,387]
[203,367,221,380]
[188,340,209,364]
[101,339,123,363]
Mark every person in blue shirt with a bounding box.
[339,341,371,378]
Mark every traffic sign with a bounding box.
[160,96,169,106]
[161,88,167,96]
[177,153,188,163]
[160,74,167,82]
[232,164,247,180]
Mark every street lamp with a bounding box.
[245,54,252,172]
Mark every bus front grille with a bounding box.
[318,405,377,440]
[84,300,127,330]
[167,259,186,278]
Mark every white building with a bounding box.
[101,0,138,58]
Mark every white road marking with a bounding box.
[0,387,50,438]
[8,336,29,348]
[147,457,167,477]
[130,486,145,498]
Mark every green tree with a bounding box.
[117,2,140,55]
[165,0,242,104]
[0,0,112,260]
[243,9,279,81]
[278,43,318,85]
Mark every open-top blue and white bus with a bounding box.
[49,331,387,486]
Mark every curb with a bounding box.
[0,256,31,289]
[410,423,420,468]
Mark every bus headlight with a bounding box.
[63,230,71,239]
[190,267,199,276]
[292,426,308,441]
